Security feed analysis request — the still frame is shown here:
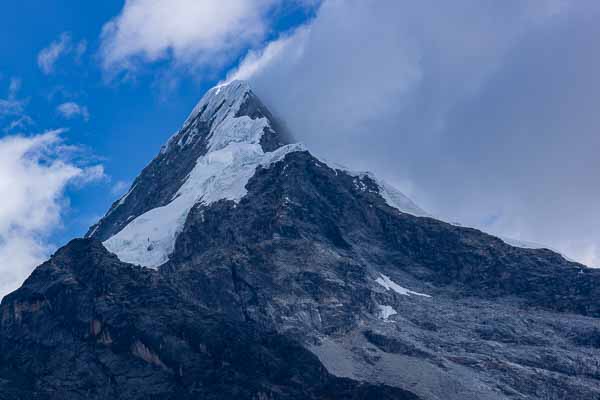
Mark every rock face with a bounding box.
[2,81,600,399]
[0,240,417,400]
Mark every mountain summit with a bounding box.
[88,81,299,266]
[2,82,600,400]
[88,80,424,269]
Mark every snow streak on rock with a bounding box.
[375,274,431,298]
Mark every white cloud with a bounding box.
[226,0,600,267]
[37,33,87,75]
[99,0,277,76]
[0,131,104,299]
[225,27,309,83]
[57,102,90,121]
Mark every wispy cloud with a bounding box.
[0,77,25,113]
[8,77,21,97]
[57,101,90,121]
[0,98,24,118]
[0,77,30,130]
[37,33,71,74]
[37,32,87,75]
[3,115,34,133]
[74,40,87,62]
[0,130,104,299]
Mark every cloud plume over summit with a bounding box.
[229,0,600,266]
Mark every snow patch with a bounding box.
[378,304,397,320]
[375,274,431,298]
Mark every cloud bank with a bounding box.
[227,0,600,266]
[0,131,104,299]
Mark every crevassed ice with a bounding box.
[103,81,304,269]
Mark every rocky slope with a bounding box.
[0,239,417,400]
[2,80,600,399]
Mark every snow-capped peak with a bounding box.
[99,80,431,270]
[103,80,302,268]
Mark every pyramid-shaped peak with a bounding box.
[90,78,300,266]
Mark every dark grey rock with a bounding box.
[0,239,418,400]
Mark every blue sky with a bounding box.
[1,0,600,298]
[0,1,316,245]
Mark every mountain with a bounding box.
[2,80,600,400]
